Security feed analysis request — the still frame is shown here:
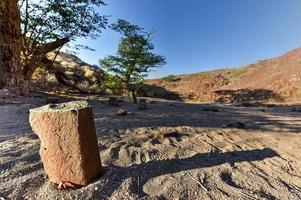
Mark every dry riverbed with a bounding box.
[0,96,301,199]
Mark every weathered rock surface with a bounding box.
[29,101,102,186]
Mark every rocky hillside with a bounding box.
[140,48,301,103]
[32,52,104,93]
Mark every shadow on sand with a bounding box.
[92,148,279,198]
[92,99,301,133]
[137,84,182,101]
[90,87,301,133]
[214,89,284,103]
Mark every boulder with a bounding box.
[116,109,127,116]
[29,101,102,186]
[138,99,147,110]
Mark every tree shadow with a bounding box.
[92,148,279,198]
[92,99,301,133]
[137,86,285,104]
[137,84,182,101]
[214,89,284,103]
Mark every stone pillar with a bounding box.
[29,101,102,186]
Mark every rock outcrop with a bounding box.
[29,101,102,186]
[32,52,104,93]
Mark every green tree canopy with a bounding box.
[99,19,166,103]
[18,0,107,86]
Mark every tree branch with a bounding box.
[41,57,88,94]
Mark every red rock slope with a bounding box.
[141,48,301,102]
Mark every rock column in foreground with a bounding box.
[29,101,102,186]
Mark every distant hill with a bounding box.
[139,48,301,103]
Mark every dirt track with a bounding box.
[0,97,301,199]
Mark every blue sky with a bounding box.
[76,0,301,78]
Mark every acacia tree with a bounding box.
[18,0,107,91]
[0,0,23,90]
[99,20,166,103]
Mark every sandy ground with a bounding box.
[0,96,301,200]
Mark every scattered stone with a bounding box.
[125,129,132,134]
[138,99,147,110]
[29,101,103,186]
[227,122,246,129]
[203,106,219,112]
[108,97,120,107]
[116,109,127,116]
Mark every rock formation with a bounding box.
[116,109,127,116]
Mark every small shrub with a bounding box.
[162,75,179,82]
[101,73,124,95]
[231,68,246,80]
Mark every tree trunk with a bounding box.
[131,90,137,104]
[22,37,70,80]
[0,0,23,90]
